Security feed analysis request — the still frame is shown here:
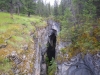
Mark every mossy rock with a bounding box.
[0,37,6,45]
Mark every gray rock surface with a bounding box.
[33,20,60,75]
[56,53,100,75]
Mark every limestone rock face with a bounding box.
[33,20,60,75]
[56,53,100,75]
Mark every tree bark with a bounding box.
[28,12,31,17]
[10,0,13,19]
[17,7,20,15]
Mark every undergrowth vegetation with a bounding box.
[47,58,57,75]
[57,16,100,59]
[0,57,11,71]
[56,0,100,59]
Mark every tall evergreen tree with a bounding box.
[0,0,22,18]
[21,0,36,17]
[0,0,18,18]
[93,0,100,18]
[36,0,44,16]
[60,0,67,15]
[54,0,58,17]
[0,1,8,11]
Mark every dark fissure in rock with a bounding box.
[40,29,57,75]
[47,29,57,62]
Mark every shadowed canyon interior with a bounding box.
[47,29,57,62]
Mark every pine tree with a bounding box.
[21,0,36,17]
[54,0,58,17]
[0,0,21,18]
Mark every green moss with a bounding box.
[0,37,5,44]
[0,57,12,72]
[12,36,24,42]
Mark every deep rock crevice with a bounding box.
[40,20,60,75]
[47,29,57,62]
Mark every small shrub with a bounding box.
[48,58,57,75]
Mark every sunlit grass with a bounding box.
[0,12,46,49]
[12,36,24,42]
[0,12,13,25]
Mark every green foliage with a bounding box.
[54,0,59,17]
[67,25,100,57]
[57,8,73,41]
[20,0,36,16]
[83,0,96,20]
[48,58,57,75]
[56,0,100,58]
[57,0,97,41]
[61,48,66,55]
[0,57,12,72]
[0,0,53,17]
[45,57,49,65]
[36,0,52,17]
[0,0,8,11]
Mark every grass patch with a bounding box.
[0,12,13,25]
[12,36,24,42]
[0,57,12,72]
[0,12,46,46]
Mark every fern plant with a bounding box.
[48,58,57,75]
